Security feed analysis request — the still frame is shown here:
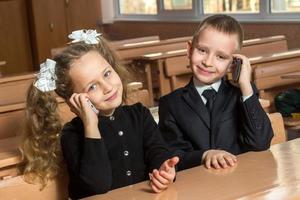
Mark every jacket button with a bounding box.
[124,150,129,156]
[126,170,131,176]
[109,116,115,121]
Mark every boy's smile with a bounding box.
[188,27,239,85]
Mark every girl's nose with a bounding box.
[102,80,113,94]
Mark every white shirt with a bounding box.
[193,77,252,104]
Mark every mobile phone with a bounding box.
[231,57,242,82]
[86,99,99,114]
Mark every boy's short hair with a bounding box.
[192,14,244,50]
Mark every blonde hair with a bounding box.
[23,38,131,188]
[192,14,244,50]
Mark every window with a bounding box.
[114,0,300,22]
[203,0,259,14]
[271,0,300,13]
[119,0,157,15]
[164,0,193,10]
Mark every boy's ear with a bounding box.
[187,40,193,59]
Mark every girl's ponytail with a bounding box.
[22,84,62,189]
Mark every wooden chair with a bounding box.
[125,82,152,107]
[268,112,287,145]
[164,55,191,92]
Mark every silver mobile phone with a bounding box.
[86,99,99,114]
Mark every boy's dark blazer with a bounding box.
[158,79,274,171]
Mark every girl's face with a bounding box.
[69,50,123,116]
[188,27,239,85]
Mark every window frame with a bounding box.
[113,0,300,22]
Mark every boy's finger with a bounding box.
[205,157,212,169]
[217,157,228,168]
[224,155,236,166]
[211,157,221,169]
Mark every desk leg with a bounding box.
[157,60,171,97]
[145,63,154,107]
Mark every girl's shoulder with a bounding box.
[121,102,150,115]
[60,116,84,139]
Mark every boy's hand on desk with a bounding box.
[149,156,179,193]
[202,150,237,169]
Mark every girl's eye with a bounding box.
[104,70,111,78]
[89,84,97,91]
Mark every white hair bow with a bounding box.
[34,59,57,92]
[68,29,102,44]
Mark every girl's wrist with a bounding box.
[84,124,101,139]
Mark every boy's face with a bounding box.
[69,51,123,116]
[188,27,239,85]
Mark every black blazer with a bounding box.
[158,79,273,171]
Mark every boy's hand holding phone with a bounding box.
[230,54,253,97]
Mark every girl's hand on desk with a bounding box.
[202,150,237,169]
[149,156,179,193]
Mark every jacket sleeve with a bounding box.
[158,97,206,171]
[238,83,274,151]
[60,120,112,198]
[141,105,175,172]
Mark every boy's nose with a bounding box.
[203,55,213,67]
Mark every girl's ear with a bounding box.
[187,40,193,59]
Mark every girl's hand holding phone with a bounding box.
[68,93,101,138]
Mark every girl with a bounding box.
[23,30,179,199]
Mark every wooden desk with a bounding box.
[281,72,300,79]
[84,139,300,200]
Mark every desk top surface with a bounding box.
[84,138,300,200]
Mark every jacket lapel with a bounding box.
[182,80,210,128]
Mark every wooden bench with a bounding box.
[0,73,35,105]
[108,35,160,50]
[251,49,300,111]
[240,35,288,57]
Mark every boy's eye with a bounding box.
[197,48,206,53]
[104,70,111,78]
[217,55,225,59]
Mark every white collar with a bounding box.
[193,77,221,96]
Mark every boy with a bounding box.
[158,14,273,171]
